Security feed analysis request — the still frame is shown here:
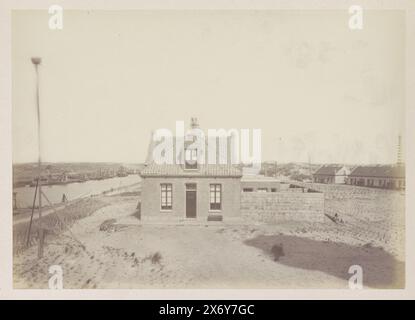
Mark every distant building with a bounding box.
[312,165,350,184]
[346,165,405,190]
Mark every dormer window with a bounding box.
[185,148,198,169]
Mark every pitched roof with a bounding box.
[140,164,242,178]
[142,120,243,178]
[313,165,343,176]
[349,165,405,178]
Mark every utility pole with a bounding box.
[274,161,277,178]
[31,57,44,258]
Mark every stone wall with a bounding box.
[241,191,324,223]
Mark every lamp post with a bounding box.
[31,57,44,258]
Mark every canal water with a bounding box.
[14,175,141,208]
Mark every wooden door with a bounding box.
[186,184,197,218]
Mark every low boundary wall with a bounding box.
[241,191,325,223]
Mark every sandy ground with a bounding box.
[13,185,405,289]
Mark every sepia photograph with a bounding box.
[1,1,413,301]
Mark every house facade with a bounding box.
[140,165,242,221]
[140,119,243,221]
[312,165,350,184]
[346,165,405,190]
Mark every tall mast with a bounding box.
[32,57,42,222]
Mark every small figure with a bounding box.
[61,193,67,203]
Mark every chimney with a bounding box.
[190,117,199,129]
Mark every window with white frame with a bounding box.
[210,184,222,210]
[160,183,172,210]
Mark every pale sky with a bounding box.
[12,10,405,164]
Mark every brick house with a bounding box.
[139,119,243,221]
[312,165,350,184]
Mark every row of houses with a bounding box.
[312,165,405,190]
